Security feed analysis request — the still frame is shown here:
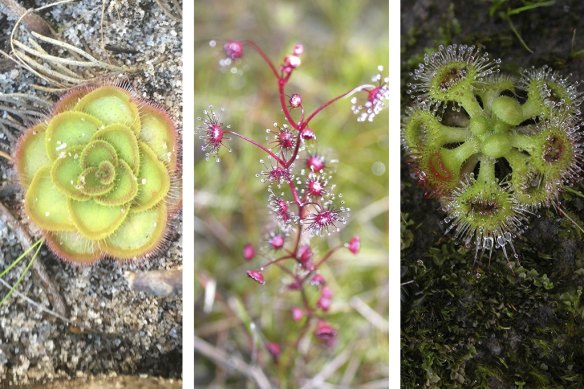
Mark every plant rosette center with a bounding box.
[15,85,180,264]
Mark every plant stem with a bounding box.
[227,130,285,165]
[299,245,343,284]
[304,86,357,126]
[243,40,279,80]
[279,80,301,131]
[262,254,294,270]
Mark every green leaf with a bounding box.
[80,139,118,169]
[74,86,141,135]
[94,124,140,174]
[45,111,102,160]
[14,123,50,188]
[68,199,129,240]
[104,203,167,259]
[46,231,101,264]
[25,166,75,231]
[133,142,170,212]
[139,105,178,170]
[50,145,89,201]
[96,160,139,206]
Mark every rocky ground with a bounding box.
[0,0,182,386]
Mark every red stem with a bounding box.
[303,86,358,126]
[285,131,303,168]
[226,130,285,165]
[299,244,343,284]
[242,40,279,80]
[279,80,301,131]
[262,254,294,270]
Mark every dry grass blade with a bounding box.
[0,93,51,149]
[299,346,353,389]
[8,0,129,91]
[154,0,182,21]
[349,296,390,332]
[193,335,272,389]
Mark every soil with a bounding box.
[0,0,182,386]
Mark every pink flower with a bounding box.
[306,154,326,173]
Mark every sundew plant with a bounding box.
[15,84,181,264]
[402,44,583,263]
[197,39,388,376]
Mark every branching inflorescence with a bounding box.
[198,40,387,356]
[403,44,584,263]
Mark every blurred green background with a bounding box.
[194,0,388,386]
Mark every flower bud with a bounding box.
[266,342,281,363]
[246,270,265,285]
[347,236,360,255]
[315,320,337,347]
[310,274,326,286]
[306,154,326,173]
[316,286,333,311]
[291,307,304,321]
[269,234,285,250]
[284,55,301,69]
[292,44,304,56]
[289,93,302,108]
[243,243,255,261]
[300,128,316,141]
[297,244,312,264]
[224,40,244,60]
